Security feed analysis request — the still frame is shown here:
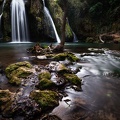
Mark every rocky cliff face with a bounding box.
[1,0,120,43]
[27,0,44,42]
[3,0,11,41]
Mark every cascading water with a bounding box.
[67,19,78,42]
[42,0,60,43]
[0,0,6,39]
[11,0,29,43]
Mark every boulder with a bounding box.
[5,61,33,85]
[30,90,59,110]
[0,89,15,116]
[53,52,79,62]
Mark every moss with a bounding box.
[0,90,14,112]
[64,73,81,85]
[38,78,56,90]
[38,70,51,80]
[47,0,63,34]
[30,90,59,110]
[56,63,68,73]
[2,0,12,42]
[11,67,33,78]
[0,90,12,105]
[5,61,33,85]
[53,52,79,62]
[5,61,32,77]
[65,22,73,39]
[9,76,21,85]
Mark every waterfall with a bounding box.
[11,0,29,43]
[42,0,60,43]
[67,18,78,42]
[73,32,78,42]
[0,0,6,39]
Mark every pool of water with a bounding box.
[0,42,120,119]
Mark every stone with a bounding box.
[30,90,59,110]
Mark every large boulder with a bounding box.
[0,89,15,116]
[2,0,12,41]
[38,70,56,90]
[5,61,33,85]
[53,52,79,62]
[27,0,44,41]
[30,90,59,110]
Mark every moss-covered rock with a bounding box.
[5,61,32,76]
[46,0,73,41]
[2,0,12,41]
[64,73,81,86]
[38,70,51,80]
[30,90,59,110]
[38,78,56,90]
[53,52,79,62]
[48,61,68,73]
[5,61,33,85]
[0,90,15,115]
[28,0,44,41]
[65,21,73,42]
[38,70,56,90]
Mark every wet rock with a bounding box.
[38,70,51,80]
[64,73,82,86]
[51,72,66,86]
[37,70,57,89]
[30,90,59,110]
[37,78,56,90]
[88,48,104,53]
[0,89,15,117]
[47,61,68,73]
[53,52,79,62]
[12,97,41,119]
[41,114,62,120]
[5,61,33,85]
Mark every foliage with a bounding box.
[89,2,103,19]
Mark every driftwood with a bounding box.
[27,43,64,55]
[99,32,120,43]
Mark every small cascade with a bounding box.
[42,0,60,43]
[73,32,78,42]
[0,0,6,39]
[67,18,78,42]
[11,0,29,43]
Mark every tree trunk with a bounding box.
[53,0,67,52]
[60,0,67,46]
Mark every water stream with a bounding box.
[42,0,60,43]
[0,43,120,119]
[0,0,6,39]
[11,0,29,43]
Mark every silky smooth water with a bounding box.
[11,0,29,42]
[0,0,6,39]
[42,0,60,43]
[0,43,120,119]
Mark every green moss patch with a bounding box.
[38,78,56,90]
[64,73,81,85]
[30,90,59,110]
[0,90,14,113]
[5,61,33,85]
[53,52,79,62]
[38,70,51,80]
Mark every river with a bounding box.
[0,42,120,120]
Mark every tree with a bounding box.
[53,0,68,52]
